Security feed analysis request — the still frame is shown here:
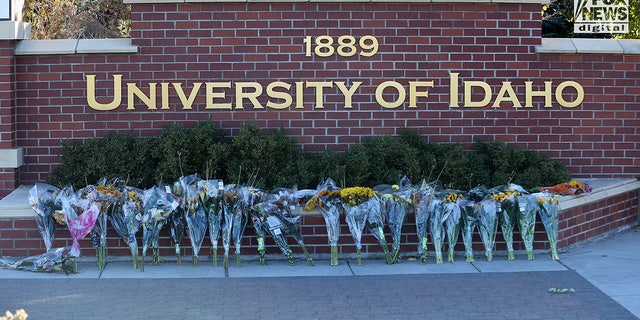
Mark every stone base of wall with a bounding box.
[0,179,638,260]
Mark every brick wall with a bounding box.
[5,2,639,195]
[1,1,639,260]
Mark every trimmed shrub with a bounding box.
[46,124,573,191]
[47,132,155,189]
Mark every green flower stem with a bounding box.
[192,255,198,267]
[330,244,338,266]
[465,252,475,263]
[299,242,314,266]
[356,248,362,265]
[507,250,515,261]
[141,255,145,272]
[212,248,218,267]
[391,248,401,264]
[236,253,241,267]
[550,240,559,260]
[527,250,535,260]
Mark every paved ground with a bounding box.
[1,226,638,320]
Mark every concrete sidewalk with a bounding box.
[0,226,638,319]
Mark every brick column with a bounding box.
[0,21,29,197]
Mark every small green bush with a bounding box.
[46,123,572,191]
[48,131,155,189]
[227,122,302,189]
[345,136,422,187]
[153,121,229,184]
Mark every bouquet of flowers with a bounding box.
[179,175,209,267]
[536,192,561,260]
[257,203,296,266]
[492,186,524,260]
[426,196,446,264]
[304,178,342,266]
[28,183,60,253]
[477,197,498,261]
[516,194,538,260]
[167,207,187,266]
[58,189,101,263]
[91,178,124,270]
[221,184,242,268]
[250,208,269,265]
[442,192,462,263]
[413,179,438,264]
[459,186,485,262]
[0,247,73,274]
[232,186,260,267]
[539,179,592,195]
[108,187,143,269]
[269,188,314,266]
[168,180,187,266]
[380,182,412,264]
[141,185,179,271]
[341,186,377,265]
[201,179,224,266]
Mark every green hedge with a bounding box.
[47,122,571,190]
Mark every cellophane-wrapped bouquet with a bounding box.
[92,178,125,270]
[414,179,437,264]
[221,184,242,268]
[168,180,187,266]
[516,194,538,260]
[459,186,485,262]
[304,178,342,266]
[28,183,60,253]
[179,174,209,267]
[57,186,101,271]
[108,187,144,269]
[535,192,561,260]
[0,247,73,274]
[477,197,498,261]
[200,179,224,267]
[269,188,314,266]
[491,185,525,260]
[233,186,259,267]
[141,185,179,271]
[380,179,412,264]
[442,192,462,263]
[341,186,377,265]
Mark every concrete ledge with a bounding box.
[0,21,30,40]
[559,178,640,211]
[0,148,23,169]
[537,38,640,54]
[0,185,33,218]
[14,38,137,55]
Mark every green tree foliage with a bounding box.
[23,0,130,39]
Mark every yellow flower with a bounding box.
[444,193,462,203]
[340,187,374,206]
